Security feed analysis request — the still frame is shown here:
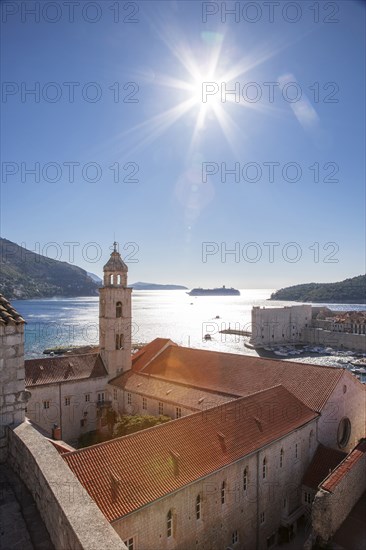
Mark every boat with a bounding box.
[188,286,240,296]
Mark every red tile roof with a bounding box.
[137,345,345,412]
[63,385,318,522]
[130,338,175,373]
[321,439,366,493]
[110,371,236,411]
[302,444,346,490]
[0,294,25,325]
[25,353,107,386]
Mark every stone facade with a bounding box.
[26,376,110,442]
[99,243,132,378]
[302,326,366,352]
[250,305,312,347]
[317,370,366,453]
[112,421,317,550]
[0,308,28,462]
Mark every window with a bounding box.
[337,417,351,449]
[175,407,182,419]
[159,402,164,415]
[283,497,287,509]
[127,392,132,405]
[304,492,312,504]
[167,510,173,538]
[196,494,201,520]
[98,392,105,403]
[113,389,118,400]
[295,443,298,459]
[232,530,239,544]
[243,468,248,491]
[115,333,124,350]
[43,400,50,409]
[142,397,147,410]
[64,396,70,406]
[117,274,121,285]
[85,394,90,402]
[123,537,134,550]
[116,301,122,318]
[280,448,284,468]
[260,511,265,524]
[309,429,314,448]
[262,457,267,479]
[221,481,226,505]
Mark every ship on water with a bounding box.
[187,285,240,296]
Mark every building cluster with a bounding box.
[250,305,366,352]
[1,246,365,550]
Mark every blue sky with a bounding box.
[1,0,365,288]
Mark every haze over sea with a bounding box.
[13,290,366,365]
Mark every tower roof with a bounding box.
[103,243,128,272]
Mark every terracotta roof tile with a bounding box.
[0,294,25,325]
[110,371,236,411]
[321,439,366,493]
[130,338,176,373]
[302,444,346,489]
[63,385,318,522]
[138,345,345,412]
[25,353,107,386]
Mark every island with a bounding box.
[270,275,366,304]
[129,282,188,290]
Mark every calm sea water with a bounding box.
[13,290,366,364]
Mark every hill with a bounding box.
[0,238,99,299]
[129,282,187,290]
[270,275,366,304]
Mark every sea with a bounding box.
[13,290,366,377]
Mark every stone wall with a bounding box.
[302,327,366,352]
[317,370,366,452]
[250,305,312,347]
[311,444,366,544]
[26,376,109,442]
[7,422,127,550]
[0,323,27,462]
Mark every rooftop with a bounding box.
[62,385,318,522]
[25,353,107,386]
[321,439,366,493]
[302,444,346,490]
[0,293,25,325]
[134,343,346,412]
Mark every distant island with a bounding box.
[270,275,366,304]
[0,238,99,299]
[129,282,187,290]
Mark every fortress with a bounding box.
[1,245,365,550]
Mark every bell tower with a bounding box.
[99,242,132,378]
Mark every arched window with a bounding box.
[109,274,113,285]
[116,301,122,318]
[196,494,201,520]
[120,334,124,349]
[221,481,226,504]
[115,334,119,350]
[295,443,298,459]
[243,468,248,491]
[262,457,267,479]
[337,417,351,449]
[280,449,284,468]
[117,274,121,285]
[167,510,173,538]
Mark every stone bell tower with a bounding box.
[99,243,132,378]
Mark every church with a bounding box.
[1,245,365,550]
